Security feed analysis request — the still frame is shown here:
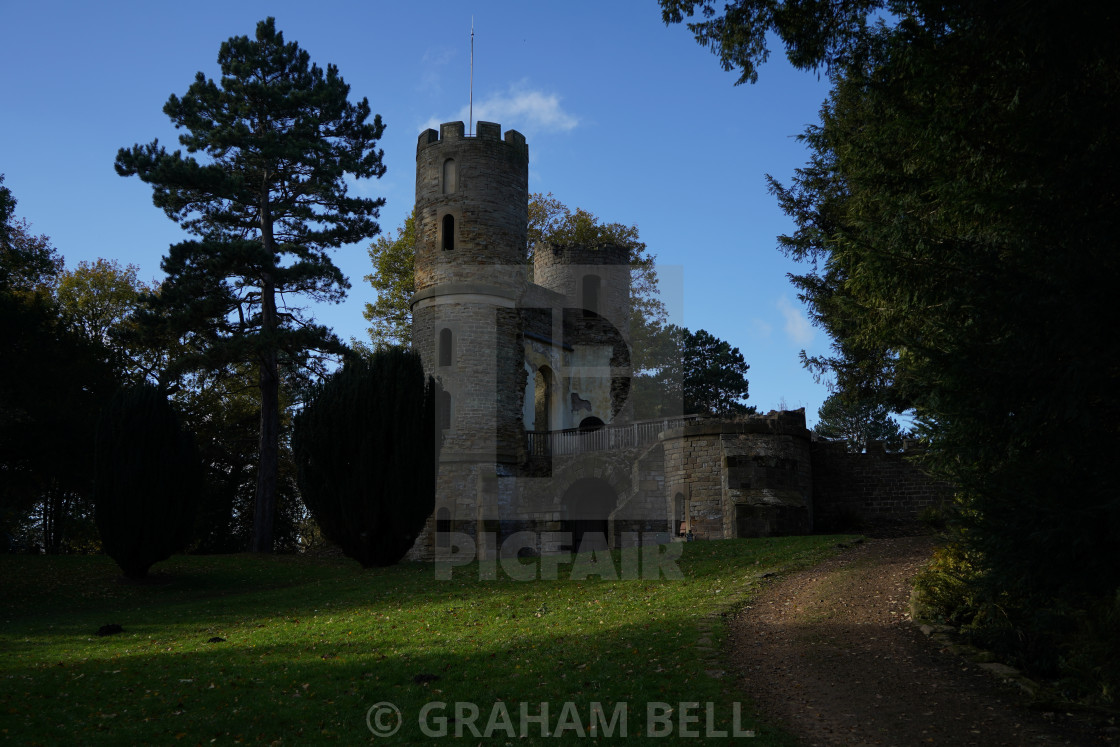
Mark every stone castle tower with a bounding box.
[411,121,530,543]
[404,121,840,562]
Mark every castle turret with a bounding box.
[413,121,528,295]
[410,122,529,547]
[533,242,631,337]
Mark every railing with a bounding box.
[526,415,700,457]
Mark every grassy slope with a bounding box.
[1,536,852,745]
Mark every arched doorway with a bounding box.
[534,366,554,432]
[561,477,617,553]
[578,416,604,432]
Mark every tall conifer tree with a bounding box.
[116,18,386,551]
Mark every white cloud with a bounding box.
[777,296,815,346]
[422,83,579,135]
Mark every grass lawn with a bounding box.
[1,535,853,744]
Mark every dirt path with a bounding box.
[729,535,1110,746]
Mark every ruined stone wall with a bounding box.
[720,427,813,537]
[533,244,630,337]
[810,441,952,530]
[661,410,813,539]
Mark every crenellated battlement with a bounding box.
[417,121,527,158]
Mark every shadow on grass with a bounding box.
[1,617,791,744]
[0,536,853,745]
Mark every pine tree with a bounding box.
[116,18,386,552]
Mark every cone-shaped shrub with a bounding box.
[293,349,439,567]
[94,384,202,578]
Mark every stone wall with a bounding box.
[662,425,724,539]
[413,121,528,292]
[661,410,813,539]
[810,440,952,530]
[533,245,630,336]
[610,443,670,545]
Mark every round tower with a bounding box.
[533,242,631,337]
[411,120,529,469]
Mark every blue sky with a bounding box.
[0,1,835,423]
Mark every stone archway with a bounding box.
[561,477,617,553]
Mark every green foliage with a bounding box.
[1057,592,1120,705]
[667,1,1120,699]
[768,3,1120,602]
[680,327,753,417]
[55,258,161,383]
[93,385,202,578]
[116,17,386,552]
[0,209,63,298]
[292,349,439,567]
[528,192,668,374]
[360,211,416,350]
[910,543,984,628]
[659,0,883,84]
[0,174,13,245]
[56,259,143,345]
[813,391,903,452]
[633,325,754,418]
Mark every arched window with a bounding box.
[439,390,452,430]
[582,274,600,316]
[441,214,455,251]
[438,328,452,367]
[441,158,457,194]
[436,507,451,548]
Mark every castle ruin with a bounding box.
[406,122,943,561]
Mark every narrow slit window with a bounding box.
[442,214,455,251]
[438,328,452,367]
[582,274,601,316]
[439,391,452,430]
[436,507,451,548]
[442,158,457,194]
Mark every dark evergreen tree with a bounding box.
[94,385,202,578]
[680,327,754,416]
[662,0,1120,693]
[292,349,439,567]
[634,325,753,417]
[115,17,386,552]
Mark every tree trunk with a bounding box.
[252,342,279,553]
[252,192,279,554]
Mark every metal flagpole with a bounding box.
[469,18,475,136]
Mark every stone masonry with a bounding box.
[405,121,948,561]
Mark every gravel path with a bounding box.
[728,535,1110,746]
